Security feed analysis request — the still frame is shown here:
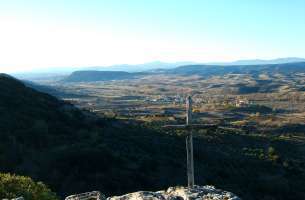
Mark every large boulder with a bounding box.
[107,186,240,200]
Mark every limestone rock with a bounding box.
[108,186,240,200]
[2,197,24,200]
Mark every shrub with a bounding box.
[0,173,58,200]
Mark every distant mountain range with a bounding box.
[60,57,305,72]
[85,61,197,72]
[64,61,305,82]
[12,61,196,79]
[64,71,145,82]
[12,57,305,80]
[206,57,305,66]
[164,61,305,76]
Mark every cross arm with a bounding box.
[162,124,188,129]
[187,124,218,129]
[163,124,217,130]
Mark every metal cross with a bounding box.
[163,96,217,188]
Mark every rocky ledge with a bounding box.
[108,185,240,200]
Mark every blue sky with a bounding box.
[0,0,305,72]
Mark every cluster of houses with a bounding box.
[63,94,252,120]
[192,95,251,108]
[145,95,185,104]
[235,98,250,107]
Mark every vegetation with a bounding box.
[0,173,58,200]
[0,74,305,200]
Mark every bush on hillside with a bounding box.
[0,173,58,200]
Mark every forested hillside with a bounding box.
[0,74,305,200]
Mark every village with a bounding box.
[52,71,304,137]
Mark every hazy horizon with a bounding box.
[1,0,305,73]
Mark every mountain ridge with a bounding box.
[12,57,305,80]
[206,57,305,65]
[62,62,305,82]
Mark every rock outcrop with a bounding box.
[108,186,240,200]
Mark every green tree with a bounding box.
[0,173,58,200]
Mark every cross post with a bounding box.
[186,96,194,188]
[163,96,217,189]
